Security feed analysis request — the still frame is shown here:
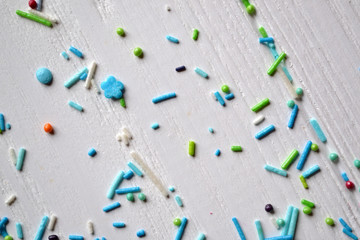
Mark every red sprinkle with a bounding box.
[346,181,354,189]
[29,0,37,9]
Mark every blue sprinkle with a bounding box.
[259,37,274,43]
[123,170,134,180]
[36,67,53,85]
[36,0,42,11]
[232,217,246,240]
[194,67,208,78]
[309,118,327,143]
[64,67,88,88]
[127,161,143,177]
[101,238,106,240]
[225,93,234,100]
[69,235,84,240]
[287,208,299,238]
[339,218,352,232]
[166,35,179,43]
[152,92,176,103]
[281,66,293,83]
[302,165,320,178]
[296,140,312,170]
[151,122,159,129]
[215,149,221,156]
[136,229,146,238]
[68,101,83,112]
[197,233,206,240]
[61,51,69,60]
[115,187,141,194]
[16,222,23,239]
[113,222,126,228]
[0,217,9,237]
[341,172,349,182]
[107,171,125,199]
[6,123,11,130]
[254,220,264,240]
[281,205,294,236]
[0,113,5,131]
[69,46,84,58]
[214,91,225,106]
[255,125,276,140]
[175,66,186,72]
[168,186,175,192]
[208,127,214,133]
[88,148,96,157]
[16,148,26,171]
[34,216,49,240]
[264,236,293,240]
[174,195,183,207]
[80,72,88,80]
[342,228,358,240]
[288,104,298,129]
[103,202,121,212]
[175,217,188,240]
[264,164,287,177]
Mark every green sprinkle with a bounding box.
[325,217,334,226]
[192,29,199,40]
[303,206,312,215]
[120,98,126,108]
[16,10,52,27]
[329,152,338,162]
[231,146,242,152]
[301,199,315,208]
[221,85,230,93]
[287,100,295,108]
[189,141,195,157]
[138,193,146,201]
[276,218,285,227]
[281,149,299,170]
[4,236,13,240]
[246,4,256,14]
[133,47,143,57]
[116,27,125,36]
[126,193,134,202]
[353,159,360,168]
[311,143,319,151]
[299,175,308,189]
[258,26,268,38]
[173,218,182,226]
[251,98,270,112]
[296,88,303,96]
[267,52,286,75]
[0,128,2,134]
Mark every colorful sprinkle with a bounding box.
[231,217,246,240]
[194,67,208,78]
[176,66,186,72]
[192,29,199,40]
[175,218,188,240]
[309,118,327,143]
[296,141,312,170]
[16,10,52,27]
[103,202,121,212]
[166,35,179,43]
[36,68,53,85]
[152,92,176,103]
[287,104,298,129]
[189,141,195,157]
[68,101,83,112]
[264,165,287,177]
[116,187,141,194]
[280,149,299,170]
[64,67,88,88]
[175,195,183,207]
[255,125,275,140]
[69,46,83,58]
[267,52,286,75]
[251,98,270,112]
[302,165,320,178]
[151,123,159,129]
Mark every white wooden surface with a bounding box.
[1,0,360,239]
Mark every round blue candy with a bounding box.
[136,229,145,237]
[36,67,53,85]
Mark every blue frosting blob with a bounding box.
[36,67,53,85]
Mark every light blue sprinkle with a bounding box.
[80,72,88,80]
[341,172,349,182]
[69,235,84,240]
[166,35,179,43]
[174,195,183,207]
[264,165,287,177]
[194,67,208,78]
[64,67,88,88]
[214,149,221,156]
[36,0,42,11]
[281,66,293,83]
[225,93,235,100]
[175,217,187,240]
[287,208,299,239]
[34,216,49,240]
[136,229,146,237]
[16,148,26,171]
[69,46,84,58]
[0,113,5,131]
[151,122,159,129]
[101,237,106,240]
[288,104,298,129]
[214,91,225,106]
[107,171,125,199]
[103,202,121,212]
[259,37,274,43]
[270,46,279,59]
[232,217,246,240]
[255,125,275,140]
[309,118,327,143]
[61,51,69,60]
[342,228,358,240]
[255,220,265,240]
[197,233,206,240]
[152,92,176,103]
[36,67,53,85]
[127,161,143,177]
[339,218,352,232]
[68,101,83,112]
[115,186,141,194]
[168,186,175,192]
[88,148,96,157]
[16,222,23,239]
[265,236,293,240]
[6,123,11,130]
[113,222,126,228]
[123,170,134,180]
[296,141,312,170]
[302,165,320,179]
[0,217,9,237]
[208,127,214,133]
[281,206,294,236]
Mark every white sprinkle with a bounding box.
[87,220,94,235]
[5,194,16,205]
[116,133,122,141]
[121,127,132,139]
[28,8,58,23]
[91,79,101,94]
[165,5,171,11]
[85,61,97,89]
[270,217,280,230]
[121,134,130,146]
[9,147,17,165]
[253,115,265,125]
[130,151,169,197]
[48,214,57,231]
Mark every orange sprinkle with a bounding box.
[44,123,53,133]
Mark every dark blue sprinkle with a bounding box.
[175,66,186,72]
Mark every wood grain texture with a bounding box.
[1,0,360,239]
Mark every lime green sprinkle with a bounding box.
[116,27,125,36]
[296,88,303,96]
[221,85,230,93]
[251,98,270,112]
[311,143,319,151]
[299,175,308,189]
[126,193,134,202]
[287,100,295,108]
[0,128,2,134]
[133,47,143,57]
[16,10,52,27]
[246,4,256,14]
[329,152,338,162]
[281,149,299,170]
[138,193,146,201]
[189,141,195,157]
[192,29,199,40]
[120,98,126,108]
[353,159,360,168]
[4,236,13,240]
[303,206,312,215]
[267,52,286,75]
[276,218,285,227]
[231,146,242,152]
[301,199,315,208]
[258,26,268,38]
[173,218,182,226]
[325,218,334,226]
